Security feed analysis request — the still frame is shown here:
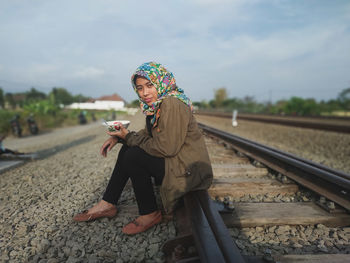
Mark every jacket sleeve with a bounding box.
[136,128,148,137]
[125,97,190,158]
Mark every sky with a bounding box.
[0,0,349,103]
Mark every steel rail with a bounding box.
[185,190,246,263]
[195,112,350,133]
[163,190,246,262]
[199,123,350,211]
[196,111,350,121]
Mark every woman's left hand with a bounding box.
[107,123,129,140]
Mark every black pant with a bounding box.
[103,145,165,215]
[0,148,17,155]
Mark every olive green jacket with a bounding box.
[125,97,213,213]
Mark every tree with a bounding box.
[268,100,287,114]
[222,97,243,110]
[193,100,210,109]
[5,93,16,109]
[242,96,256,112]
[26,87,47,102]
[283,97,320,116]
[303,98,321,115]
[23,99,59,116]
[0,87,4,109]
[128,99,140,108]
[338,87,350,111]
[320,99,341,114]
[73,94,90,103]
[212,87,228,108]
[49,87,74,105]
[284,97,305,115]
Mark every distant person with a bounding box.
[0,135,23,155]
[78,111,87,125]
[73,62,213,235]
[10,114,22,137]
[27,114,39,135]
[91,112,96,122]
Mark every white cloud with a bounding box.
[73,66,105,79]
[210,23,349,71]
[189,0,254,7]
[0,0,349,102]
[30,63,60,75]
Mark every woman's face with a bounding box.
[135,77,158,106]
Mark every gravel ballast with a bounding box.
[0,113,175,263]
[198,115,350,257]
[2,112,349,262]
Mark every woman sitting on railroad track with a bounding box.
[73,62,213,235]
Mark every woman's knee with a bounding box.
[123,146,147,165]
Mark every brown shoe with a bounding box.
[122,212,162,235]
[73,206,117,222]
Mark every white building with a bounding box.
[67,94,125,111]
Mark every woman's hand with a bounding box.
[107,123,129,140]
[100,136,118,157]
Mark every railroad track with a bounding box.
[163,123,350,263]
[195,111,350,133]
[2,117,350,262]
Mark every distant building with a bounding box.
[67,93,126,110]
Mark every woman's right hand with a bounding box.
[100,136,118,157]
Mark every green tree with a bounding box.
[0,110,13,133]
[241,96,259,112]
[128,99,140,108]
[284,97,305,115]
[320,99,341,114]
[23,99,60,116]
[222,98,243,110]
[212,87,228,108]
[49,87,74,105]
[0,87,4,109]
[5,93,16,109]
[73,94,90,103]
[193,100,210,109]
[26,87,47,103]
[338,87,350,110]
[283,97,320,116]
[268,100,287,114]
[303,98,321,115]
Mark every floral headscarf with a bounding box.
[131,62,193,126]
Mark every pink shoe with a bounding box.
[73,206,117,222]
[122,212,162,235]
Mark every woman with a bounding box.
[73,62,213,235]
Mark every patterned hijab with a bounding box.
[131,62,193,126]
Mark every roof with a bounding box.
[95,93,125,102]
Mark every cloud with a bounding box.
[0,0,349,102]
[73,66,105,79]
[30,63,60,75]
[215,23,349,67]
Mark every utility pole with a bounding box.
[232,110,238,127]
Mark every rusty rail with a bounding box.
[199,122,350,211]
[195,111,350,133]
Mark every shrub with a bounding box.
[0,110,13,134]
